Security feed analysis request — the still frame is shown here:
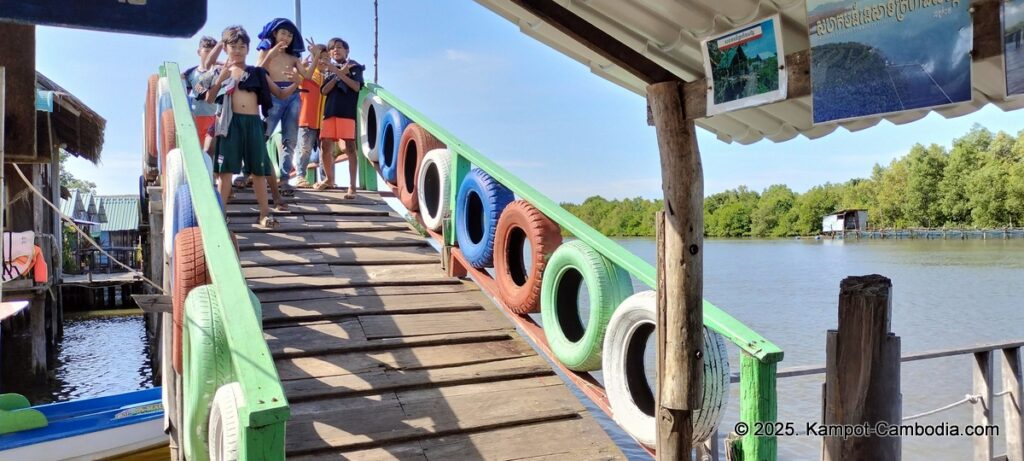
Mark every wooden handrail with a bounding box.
[161,62,289,457]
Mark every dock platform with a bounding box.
[229,189,624,460]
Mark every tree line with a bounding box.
[560,125,1024,237]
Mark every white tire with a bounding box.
[416,148,452,231]
[602,290,729,448]
[208,382,244,461]
[163,148,186,259]
[358,94,391,163]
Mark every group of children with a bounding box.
[182,19,364,228]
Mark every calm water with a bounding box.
[597,238,1024,460]
[35,315,154,404]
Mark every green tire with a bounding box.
[540,240,632,371]
[182,285,232,461]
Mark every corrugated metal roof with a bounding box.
[97,195,139,232]
[474,0,1024,144]
[60,190,81,217]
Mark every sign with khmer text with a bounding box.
[807,0,972,124]
[701,15,787,116]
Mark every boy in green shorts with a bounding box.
[202,25,302,228]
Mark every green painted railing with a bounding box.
[161,62,289,459]
[358,83,783,460]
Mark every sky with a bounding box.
[40,0,1024,204]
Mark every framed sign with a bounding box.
[1005,0,1024,95]
[0,0,206,37]
[807,0,972,124]
[702,15,787,116]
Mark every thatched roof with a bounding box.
[35,71,105,163]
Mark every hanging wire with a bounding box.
[374,0,379,83]
[11,164,164,293]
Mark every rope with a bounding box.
[903,394,981,422]
[12,165,165,293]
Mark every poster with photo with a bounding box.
[807,0,972,124]
[1005,0,1024,95]
[702,15,787,116]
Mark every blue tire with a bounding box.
[174,184,197,242]
[456,168,514,268]
[377,109,410,184]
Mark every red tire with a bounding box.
[145,74,159,161]
[173,227,210,374]
[493,200,562,314]
[397,124,444,212]
[160,110,177,176]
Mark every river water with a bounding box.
[42,238,1023,460]
[600,237,1024,460]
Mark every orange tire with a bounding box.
[160,110,177,176]
[145,74,159,161]
[493,200,562,314]
[172,227,210,374]
[397,124,444,212]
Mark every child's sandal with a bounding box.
[258,216,279,229]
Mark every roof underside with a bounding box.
[36,71,105,163]
[474,0,1024,144]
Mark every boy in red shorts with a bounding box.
[318,38,364,198]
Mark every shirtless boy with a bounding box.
[256,18,319,188]
[203,26,302,228]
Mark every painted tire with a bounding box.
[540,240,632,371]
[163,148,186,259]
[174,184,197,238]
[172,227,211,374]
[602,291,729,447]
[208,382,243,461]
[377,109,410,184]
[182,285,230,461]
[397,124,445,212]
[160,110,177,173]
[455,168,514,268]
[416,149,452,231]
[494,200,562,314]
[145,74,159,161]
[358,94,391,163]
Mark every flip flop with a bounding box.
[314,181,336,191]
[258,216,279,229]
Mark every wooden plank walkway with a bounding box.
[230,189,624,460]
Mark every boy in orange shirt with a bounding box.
[295,43,329,188]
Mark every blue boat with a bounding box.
[0,387,165,459]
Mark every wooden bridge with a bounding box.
[219,189,624,459]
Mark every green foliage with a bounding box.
[59,151,96,194]
[560,125,1024,237]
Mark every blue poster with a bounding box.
[1005,0,1024,95]
[807,0,973,124]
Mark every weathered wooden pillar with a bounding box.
[648,81,704,460]
[29,294,46,377]
[822,274,901,461]
[1003,347,1024,461]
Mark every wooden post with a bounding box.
[822,274,901,461]
[1002,347,1023,461]
[974,350,994,461]
[649,81,704,460]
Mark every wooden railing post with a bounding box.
[822,274,901,461]
[974,350,994,461]
[649,81,704,460]
[1003,347,1024,461]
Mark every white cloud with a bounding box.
[444,49,473,62]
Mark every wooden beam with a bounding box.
[0,23,36,162]
[823,275,901,461]
[649,81,704,459]
[509,0,675,83]
[975,350,995,461]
